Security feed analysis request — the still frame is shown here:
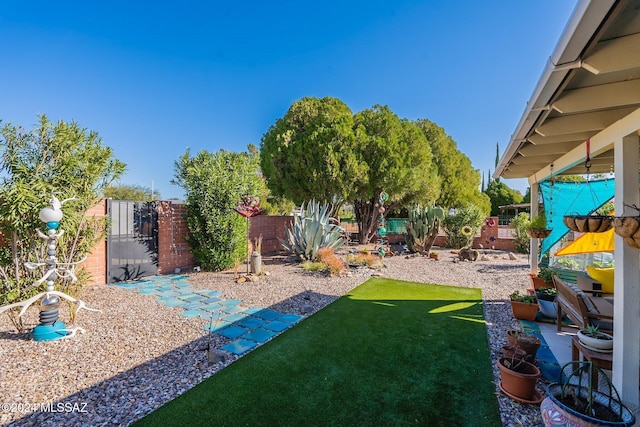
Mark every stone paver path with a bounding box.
[112,275,303,355]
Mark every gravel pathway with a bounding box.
[1,248,546,426]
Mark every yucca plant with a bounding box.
[280,200,344,261]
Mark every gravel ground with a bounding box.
[1,247,546,427]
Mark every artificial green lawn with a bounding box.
[135,278,501,426]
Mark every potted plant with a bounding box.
[530,267,555,289]
[506,329,541,363]
[498,354,542,404]
[577,325,613,352]
[541,361,635,426]
[509,291,539,321]
[527,212,552,239]
[535,286,557,318]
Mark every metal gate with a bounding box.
[106,200,159,283]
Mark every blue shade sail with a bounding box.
[539,179,614,257]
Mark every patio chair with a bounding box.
[553,275,613,334]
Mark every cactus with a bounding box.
[405,205,445,253]
[279,200,344,261]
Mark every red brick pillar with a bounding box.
[79,199,108,285]
[157,201,194,274]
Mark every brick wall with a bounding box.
[157,201,194,274]
[249,215,293,254]
[79,200,108,286]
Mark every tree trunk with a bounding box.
[354,196,379,244]
[424,218,440,254]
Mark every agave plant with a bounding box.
[280,200,344,261]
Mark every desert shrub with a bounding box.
[300,261,326,272]
[442,205,484,248]
[510,212,530,253]
[316,247,345,275]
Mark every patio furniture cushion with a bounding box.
[585,266,614,294]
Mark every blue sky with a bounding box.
[1,1,578,200]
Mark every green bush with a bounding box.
[173,148,266,271]
[442,205,484,248]
[509,212,530,254]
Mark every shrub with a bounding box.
[442,205,484,248]
[316,247,345,275]
[509,212,530,254]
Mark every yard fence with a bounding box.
[69,203,518,285]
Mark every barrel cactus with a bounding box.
[405,205,444,253]
[280,200,344,261]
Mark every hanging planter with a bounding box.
[526,228,552,239]
[564,215,613,233]
[612,204,640,250]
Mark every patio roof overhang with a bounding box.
[495,0,640,184]
[495,0,640,414]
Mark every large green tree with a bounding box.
[260,96,366,207]
[414,119,490,214]
[173,148,266,271]
[484,179,523,216]
[353,105,440,243]
[0,115,125,306]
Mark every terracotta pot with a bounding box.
[506,330,541,363]
[510,300,539,321]
[541,384,635,427]
[501,345,527,360]
[530,274,552,290]
[498,357,541,402]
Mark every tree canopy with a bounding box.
[414,119,490,215]
[352,105,440,242]
[260,96,366,206]
[104,184,159,201]
[484,179,523,216]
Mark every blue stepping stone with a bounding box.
[223,313,247,323]
[203,320,230,332]
[279,314,303,324]
[243,306,265,315]
[179,294,205,302]
[263,321,291,332]
[202,297,221,304]
[244,328,276,343]
[218,325,249,339]
[220,299,241,306]
[199,303,222,312]
[182,302,204,310]
[220,305,244,314]
[253,309,282,320]
[157,291,178,298]
[159,298,187,307]
[114,282,138,289]
[221,339,257,355]
[194,290,222,297]
[139,288,160,295]
[237,317,266,329]
[181,309,205,319]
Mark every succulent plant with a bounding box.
[404,205,444,253]
[279,200,344,261]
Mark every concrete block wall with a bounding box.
[157,201,194,274]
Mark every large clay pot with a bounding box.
[541,384,635,427]
[498,357,541,403]
[506,330,541,363]
[510,300,539,321]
